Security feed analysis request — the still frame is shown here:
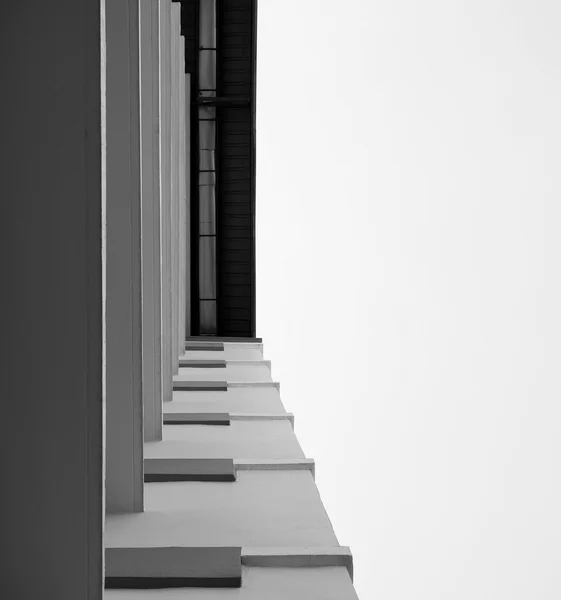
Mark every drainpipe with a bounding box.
[197,0,217,335]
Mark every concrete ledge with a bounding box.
[185,336,262,343]
[106,546,242,587]
[234,458,315,478]
[105,577,241,589]
[184,342,224,351]
[173,380,228,391]
[225,359,271,369]
[178,359,227,368]
[241,546,353,581]
[164,412,230,425]
[230,413,294,428]
[224,342,263,350]
[228,381,280,391]
[144,458,236,482]
[183,341,263,352]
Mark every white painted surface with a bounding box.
[105,471,339,547]
[106,0,144,514]
[184,73,191,337]
[230,413,294,427]
[228,382,280,390]
[105,566,358,599]
[235,458,315,476]
[224,342,263,350]
[140,0,163,443]
[174,363,272,382]
[182,347,263,360]
[227,360,271,368]
[0,1,104,595]
[242,547,352,578]
[145,420,304,459]
[167,387,286,414]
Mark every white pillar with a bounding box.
[179,36,187,350]
[106,0,144,513]
[185,72,192,338]
[177,33,184,356]
[140,0,163,442]
[0,1,104,596]
[170,3,179,372]
[160,0,173,403]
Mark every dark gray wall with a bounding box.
[0,2,104,597]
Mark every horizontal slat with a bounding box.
[216,285,251,298]
[164,413,231,425]
[144,458,236,482]
[173,381,228,391]
[106,546,242,585]
[178,359,227,368]
[184,342,225,351]
[220,297,251,309]
[185,336,262,343]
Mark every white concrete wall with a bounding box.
[0,1,104,597]
[1,1,358,596]
[105,567,358,599]
[174,363,272,382]
[107,471,338,548]
[167,387,287,414]
[145,420,304,459]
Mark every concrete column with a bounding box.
[140,0,163,442]
[185,72,192,338]
[160,0,173,403]
[169,5,175,372]
[106,0,144,513]
[178,35,185,363]
[170,3,179,373]
[170,2,178,374]
[0,1,104,597]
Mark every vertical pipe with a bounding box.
[190,0,200,335]
[198,0,217,335]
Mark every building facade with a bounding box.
[0,1,359,598]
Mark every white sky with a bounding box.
[256,1,561,599]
